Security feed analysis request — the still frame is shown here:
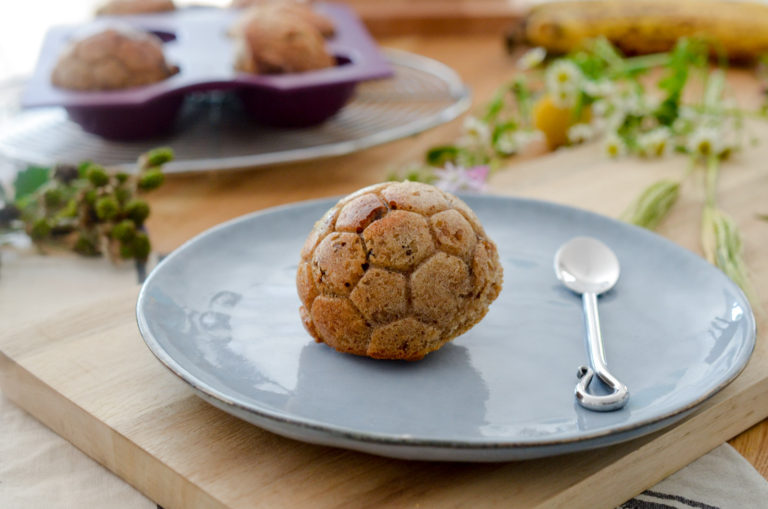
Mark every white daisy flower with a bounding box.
[604,133,627,158]
[567,123,595,144]
[495,129,544,155]
[494,131,518,155]
[515,129,544,147]
[619,93,644,116]
[687,126,723,157]
[590,116,608,133]
[462,116,491,143]
[551,87,579,108]
[546,60,583,108]
[546,60,583,90]
[638,127,672,157]
[606,110,627,131]
[583,80,615,98]
[517,47,546,70]
[591,99,610,118]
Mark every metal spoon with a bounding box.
[554,237,629,412]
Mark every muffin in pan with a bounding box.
[232,1,335,37]
[51,27,178,91]
[297,181,504,361]
[233,6,335,74]
[96,0,176,16]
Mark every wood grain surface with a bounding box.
[1,35,767,509]
[342,0,525,36]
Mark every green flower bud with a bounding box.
[44,187,65,207]
[115,187,132,205]
[78,161,93,177]
[57,199,78,219]
[95,196,119,221]
[84,189,98,206]
[74,234,99,256]
[145,147,174,167]
[111,219,136,242]
[119,242,134,260]
[30,218,51,240]
[131,231,151,261]
[87,165,109,187]
[124,199,150,225]
[115,172,130,184]
[138,169,164,191]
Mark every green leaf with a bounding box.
[483,89,507,123]
[653,38,708,125]
[77,161,93,178]
[589,37,624,69]
[426,145,464,166]
[511,77,533,124]
[571,51,608,81]
[655,94,680,126]
[13,166,50,202]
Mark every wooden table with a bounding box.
[1,34,767,507]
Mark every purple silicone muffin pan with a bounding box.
[21,3,393,140]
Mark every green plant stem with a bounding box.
[705,154,719,207]
[612,53,670,76]
[703,69,726,110]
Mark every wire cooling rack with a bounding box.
[0,48,470,173]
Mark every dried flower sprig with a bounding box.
[0,148,173,263]
[620,179,681,230]
[699,153,759,304]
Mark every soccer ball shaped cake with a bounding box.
[296,181,503,361]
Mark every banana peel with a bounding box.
[521,0,768,60]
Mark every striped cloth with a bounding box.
[617,444,768,509]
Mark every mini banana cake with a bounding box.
[233,4,334,74]
[297,181,503,361]
[231,1,336,37]
[51,27,178,91]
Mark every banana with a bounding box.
[524,0,768,60]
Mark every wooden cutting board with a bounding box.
[1,135,768,508]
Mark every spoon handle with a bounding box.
[582,292,608,371]
[575,292,630,411]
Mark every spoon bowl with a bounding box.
[555,237,620,295]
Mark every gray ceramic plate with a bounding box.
[136,196,756,462]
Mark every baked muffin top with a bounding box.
[233,6,334,74]
[51,27,178,91]
[232,1,335,37]
[297,181,503,361]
